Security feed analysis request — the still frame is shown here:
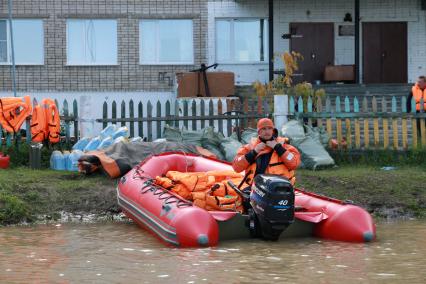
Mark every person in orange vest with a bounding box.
[407,76,426,136]
[232,118,301,190]
[407,75,426,113]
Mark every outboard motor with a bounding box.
[248,174,295,240]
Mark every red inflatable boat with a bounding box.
[117,152,376,247]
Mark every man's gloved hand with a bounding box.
[265,140,278,149]
[254,142,267,153]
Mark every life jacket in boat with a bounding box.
[154,170,248,212]
[31,98,61,144]
[412,83,426,111]
[0,96,32,133]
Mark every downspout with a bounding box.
[268,0,274,82]
[354,0,360,84]
[7,0,17,97]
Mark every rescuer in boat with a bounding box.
[232,118,301,189]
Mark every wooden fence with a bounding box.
[96,96,271,141]
[289,95,426,150]
[2,94,426,151]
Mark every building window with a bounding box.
[67,19,117,65]
[0,19,44,65]
[216,19,268,63]
[140,19,193,65]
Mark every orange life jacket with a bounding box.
[0,96,32,133]
[30,100,47,142]
[412,84,426,111]
[31,98,61,144]
[154,170,247,212]
[245,138,296,186]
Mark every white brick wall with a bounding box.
[208,0,426,84]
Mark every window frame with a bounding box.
[66,19,118,66]
[215,18,268,65]
[139,19,194,65]
[0,19,44,66]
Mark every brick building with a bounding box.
[0,0,425,96]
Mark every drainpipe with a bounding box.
[355,0,360,84]
[268,0,274,82]
[8,0,17,97]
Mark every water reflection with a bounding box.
[0,220,425,283]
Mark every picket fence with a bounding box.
[2,94,426,151]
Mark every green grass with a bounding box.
[1,163,425,225]
[296,165,426,219]
[0,168,118,225]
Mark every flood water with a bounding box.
[0,220,425,284]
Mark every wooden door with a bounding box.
[363,22,407,83]
[290,23,334,83]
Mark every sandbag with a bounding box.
[220,134,242,162]
[163,124,183,142]
[241,128,257,144]
[182,128,204,147]
[292,136,334,170]
[305,125,330,146]
[281,120,305,141]
[201,127,225,160]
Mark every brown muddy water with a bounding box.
[0,220,425,284]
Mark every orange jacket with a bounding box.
[412,84,426,111]
[154,170,247,212]
[0,96,32,133]
[31,98,61,143]
[232,137,301,185]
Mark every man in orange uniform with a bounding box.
[232,118,301,188]
[407,75,426,113]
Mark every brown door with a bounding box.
[363,22,407,83]
[290,23,334,83]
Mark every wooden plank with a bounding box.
[307,96,313,126]
[112,101,117,124]
[344,96,351,148]
[183,100,189,130]
[191,99,197,131]
[218,99,223,134]
[63,99,70,144]
[25,119,31,144]
[411,98,418,149]
[401,96,408,150]
[372,97,379,148]
[147,101,153,141]
[156,101,162,139]
[420,97,426,148]
[102,101,108,130]
[165,100,171,130]
[226,99,233,136]
[138,101,143,138]
[316,96,323,128]
[362,97,369,149]
[243,97,249,129]
[200,99,205,129]
[208,99,214,127]
[174,100,180,128]
[382,97,389,149]
[354,97,360,149]
[289,96,295,115]
[129,100,134,138]
[335,96,342,149]
[73,99,78,139]
[325,97,332,146]
[391,96,398,150]
[120,100,126,127]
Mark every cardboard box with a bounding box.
[176,71,235,98]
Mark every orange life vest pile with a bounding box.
[154,170,250,212]
[0,96,32,133]
[31,98,61,143]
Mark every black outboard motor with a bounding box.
[248,174,295,240]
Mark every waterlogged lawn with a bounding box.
[1,165,425,225]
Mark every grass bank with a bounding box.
[1,165,425,225]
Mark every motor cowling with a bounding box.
[248,174,295,240]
